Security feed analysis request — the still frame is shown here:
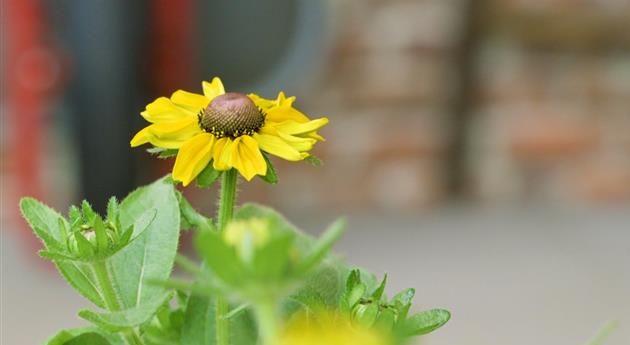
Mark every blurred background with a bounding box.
[2,0,630,344]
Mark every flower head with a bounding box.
[131,77,328,185]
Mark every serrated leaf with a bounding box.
[45,327,124,345]
[402,309,450,336]
[79,292,173,332]
[258,153,278,184]
[20,197,69,246]
[196,163,222,188]
[39,250,76,261]
[106,197,118,222]
[81,200,96,225]
[19,197,106,306]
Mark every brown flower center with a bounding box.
[198,92,265,138]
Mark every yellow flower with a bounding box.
[279,310,391,345]
[131,77,328,185]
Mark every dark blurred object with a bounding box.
[51,0,151,212]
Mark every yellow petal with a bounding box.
[273,118,329,136]
[277,131,317,152]
[202,77,226,101]
[170,90,209,112]
[212,137,233,171]
[141,97,195,123]
[146,117,202,149]
[265,105,311,123]
[172,133,215,186]
[130,127,151,147]
[248,93,276,111]
[229,136,267,181]
[276,91,296,107]
[253,133,305,161]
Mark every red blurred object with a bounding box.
[149,0,197,178]
[5,0,61,214]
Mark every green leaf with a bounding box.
[180,296,257,345]
[106,197,118,222]
[20,198,107,307]
[402,309,451,336]
[196,164,222,188]
[285,263,347,316]
[81,200,96,225]
[177,192,214,232]
[195,231,242,285]
[79,292,173,332]
[371,274,387,301]
[74,231,95,257]
[45,327,124,345]
[20,197,69,246]
[180,295,214,345]
[234,204,303,237]
[93,215,109,253]
[392,288,415,320]
[258,153,278,184]
[304,155,323,166]
[354,303,379,327]
[108,177,181,309]
[252,234,294,281]
[147,147,179,159]
[296,218,346,274]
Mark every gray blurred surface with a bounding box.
[2,206,630,345]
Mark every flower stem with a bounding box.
[253,300,280,345]
[93,261,144,345]
[215,169,238,345]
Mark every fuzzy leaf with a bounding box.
[79,292,173,332]
[106,197,118,222]
[402,309,451,336]
[108,177,181,309]
[178,192,214,232]
[196,164,222,188]
[20,198,106,307]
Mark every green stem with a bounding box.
[253,300,280,345]
[215,169,238,345]
[93,261,144,345]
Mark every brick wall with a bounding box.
[260,0,630,211]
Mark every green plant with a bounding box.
[20,78,450,345]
